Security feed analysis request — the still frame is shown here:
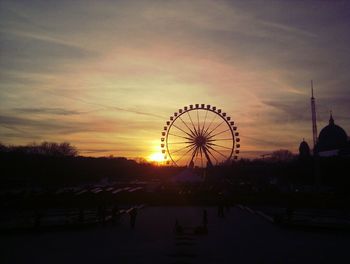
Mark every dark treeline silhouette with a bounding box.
[218,155,350,191]
[0,142,182,189]
[0,142,78,157]
[1,142,350,201]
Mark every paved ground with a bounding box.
[1,206,350,264]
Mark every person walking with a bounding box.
[130,208,138,228]
[112,205,119,225]
[202,209,208,227]
[174,219,183,234]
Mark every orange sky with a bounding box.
[1,0,350,161]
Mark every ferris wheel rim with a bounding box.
[162,104,240,167]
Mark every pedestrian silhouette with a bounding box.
[218,195,225,218]
[130,208,137,228]
[78,208,85,223]
[286,206,294,222]
[34,209,42,231]
[112,205,119,225]
[174,219,183,234]
[218,203,225,218]
[203,209,208,227]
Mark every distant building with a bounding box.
[301,86,350,157]
[299,139,310,158]
[314,113,349,156]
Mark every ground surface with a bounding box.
[1,206,350,264]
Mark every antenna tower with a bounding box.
[311,80,318,148]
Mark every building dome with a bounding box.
[299,139,310,157]
[316,113,348,152]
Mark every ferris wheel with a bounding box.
[161,104,240,167]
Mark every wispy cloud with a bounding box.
[262,100,310,123]
[0,114,91,134]
[13,107,81,116]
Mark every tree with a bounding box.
[0,142,78,156]
[0,142,8,152]
[270,149,295,162]
[56,142,78,157]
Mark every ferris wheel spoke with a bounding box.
[207,142,233,150]
[170,142,196,155]
[187,111,199,136]
[172,124,194,138]
[207,128,231,140]
[206,144,227,159]
[178,116,196,137]
[201,110,208,135]
[199,147,204,168]
[189,146,199,166]
[197,110,200,135]
[168,141,193,145]
[194,147,201,164]
[168,132,193,141]
[203,113,217,136]
[175,144,197,164]
[207,138,233,142]
[195,146,201,164]
[205,120,225,138]
[203,146,217,165]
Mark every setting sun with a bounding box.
[148,153,165,163]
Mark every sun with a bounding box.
[148,152,165,163]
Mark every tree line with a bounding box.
[0,142,78,157]
[0,142,349,193]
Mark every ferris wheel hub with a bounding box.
[194,135,207,147]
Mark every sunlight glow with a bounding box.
[148,152,165,163]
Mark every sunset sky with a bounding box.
[1,0,350,160]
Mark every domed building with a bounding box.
[315,113,349,156]
[300,87,349,157]
[299,139,310,158]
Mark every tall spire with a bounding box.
[329,110,334,125]
[310,80,318,148]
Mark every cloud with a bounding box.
[38,90,166,120]
[13,107,81,116]
[0,31,98,74]
[0,114,90,133]
[262,99,310,123]
[0,111,163,137]
[79,147,144,154]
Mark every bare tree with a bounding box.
[270,149,295,162]
[1,142,78,156]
